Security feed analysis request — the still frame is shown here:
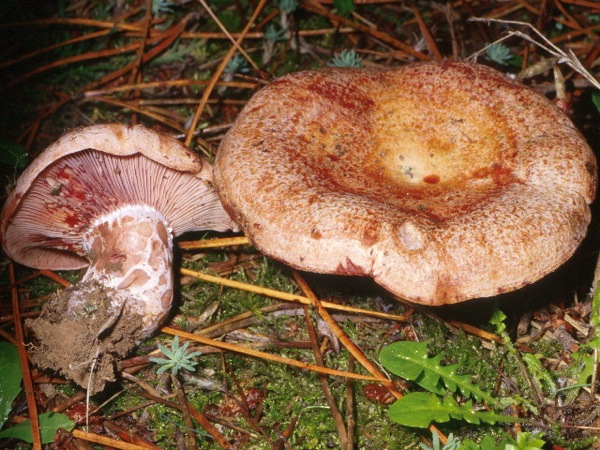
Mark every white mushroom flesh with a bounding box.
[76,205,173,337]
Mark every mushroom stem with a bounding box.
[27,204,176,393]
[79,204,174,338]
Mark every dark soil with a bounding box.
[26,280,145,394]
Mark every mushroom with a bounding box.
[1,124,238,392]
[214,60,597,305]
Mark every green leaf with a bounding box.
[0,412,75,444]
[328,49,362,68]
[489,308,507,330]
[388,392,449,427]
[0,342,22,429]
[592,92,600,114]
[150,336,201,375]
[485,43,513,66]
[379,341,498,406]
[521,353,556,397]
[0,139,28,169]
[333,0,354,16]
[505,431,545,450]
[387,392,517,428]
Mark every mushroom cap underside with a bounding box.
[1,124,237,270]
[214,60,597,305]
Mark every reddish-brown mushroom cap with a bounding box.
[214,60,597,305]
[1,123,236,270]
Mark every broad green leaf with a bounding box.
[0,342,22,428]
[380,342,445,395]
[388,392,450,427]
[379,341,498,405]
[387,392,517,428]
[0,412,75,444]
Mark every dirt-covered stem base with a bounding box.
[27,205,174,393]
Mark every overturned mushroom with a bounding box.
[1,124,237,392]
[214,60,597,305]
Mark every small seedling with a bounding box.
[278,0,298,14]
[421,432,461,450]
[151,0,176,15]
[264,23,288,43]
[328,49,362,68]
[150,336,202,375]
[505,431,545,450]
[224,55,251,75]
[485,43,514,66]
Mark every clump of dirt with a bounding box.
[26,280,145,394]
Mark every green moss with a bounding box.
[529,335,564,358]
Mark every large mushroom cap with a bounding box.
[1,123,237,270]
[214,60,597,305]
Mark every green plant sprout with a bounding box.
[459,431,546,450]
[328,49,362,68]
[419,430,547,450]
[277,0,298,14]
[485,43,514,66]
[150,336,202,375]
[224,55,251,75]
[264,23,289,43]
[490,309,554,413]
[504,431,545,450]
[151,0,177,16]
[562,284,600,404]
[421,432,461,450]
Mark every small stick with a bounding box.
[180,267,412,322]
[412,4,442,60]
[71,429,155,449]
[187,405,233,449]
[185,0,268,146]
[303,305,349,447]
[179,236,251,250]
[292,270,401,396]
[171,375,197,450]
[346,356,356,450]
[85,347,100,430]
[9,263,42,450]
[469,17,600,90]
[161,326,387,382]
[39,269,71,287]
[197,0,262,74]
